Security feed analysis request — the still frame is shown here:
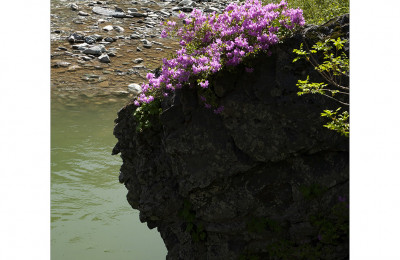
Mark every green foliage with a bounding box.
[321,108,349,137]
[313,38,349,77]
[179,200,207,243]
[264,0,349,25]
[133,98,162,132]
[293,38,349,93]
[296,75,329,96]
[293,37,349,137]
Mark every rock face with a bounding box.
[113,15,349,260]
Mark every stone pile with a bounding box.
[51,0,235,97]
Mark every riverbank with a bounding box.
[51,0,231,106]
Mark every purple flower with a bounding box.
[213,105,225,114]
[161,30,168,38]
[192,65,201,74]
[178,12,186,19]
[199,80,209,88]
[146,73,155,80]
[135,0,305,110]
[167,21,176,27]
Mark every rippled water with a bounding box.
[51,99,167,259]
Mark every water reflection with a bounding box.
[51,99,167,260]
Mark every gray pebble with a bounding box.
[98,53,111,63]
[132,65,145,70]
[158,10,170,16]
[104,37,115,42]
[81,56,92,61]
[128,83,142,95]
[204,7,220,13]
[128,12,147,18]
[70,3,79,11]
[130,34,140,39]
[85,36,96,44]
[114,6,124,12]
[52,61,71,68]
[112,13,127,18]
[92,34,102,41]
[178,0,193,6]
[68,32,85,43]
[83,45,105,56]
[78,11,90,16]
[113,26,124,32]
[103,25,113,31]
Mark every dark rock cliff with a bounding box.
[113,14,349,260]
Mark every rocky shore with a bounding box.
[51,0,232,105]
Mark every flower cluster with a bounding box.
[135,0,305,112]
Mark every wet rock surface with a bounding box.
[51,0,232,105]
[113,15,349,260]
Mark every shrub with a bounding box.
[262,0,349,25]
[293,37,349,136]
[134,0,305,114]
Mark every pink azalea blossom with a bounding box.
[134,0,305,109]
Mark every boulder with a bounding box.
[112,14,350,260]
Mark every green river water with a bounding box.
[51,99,167,259]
